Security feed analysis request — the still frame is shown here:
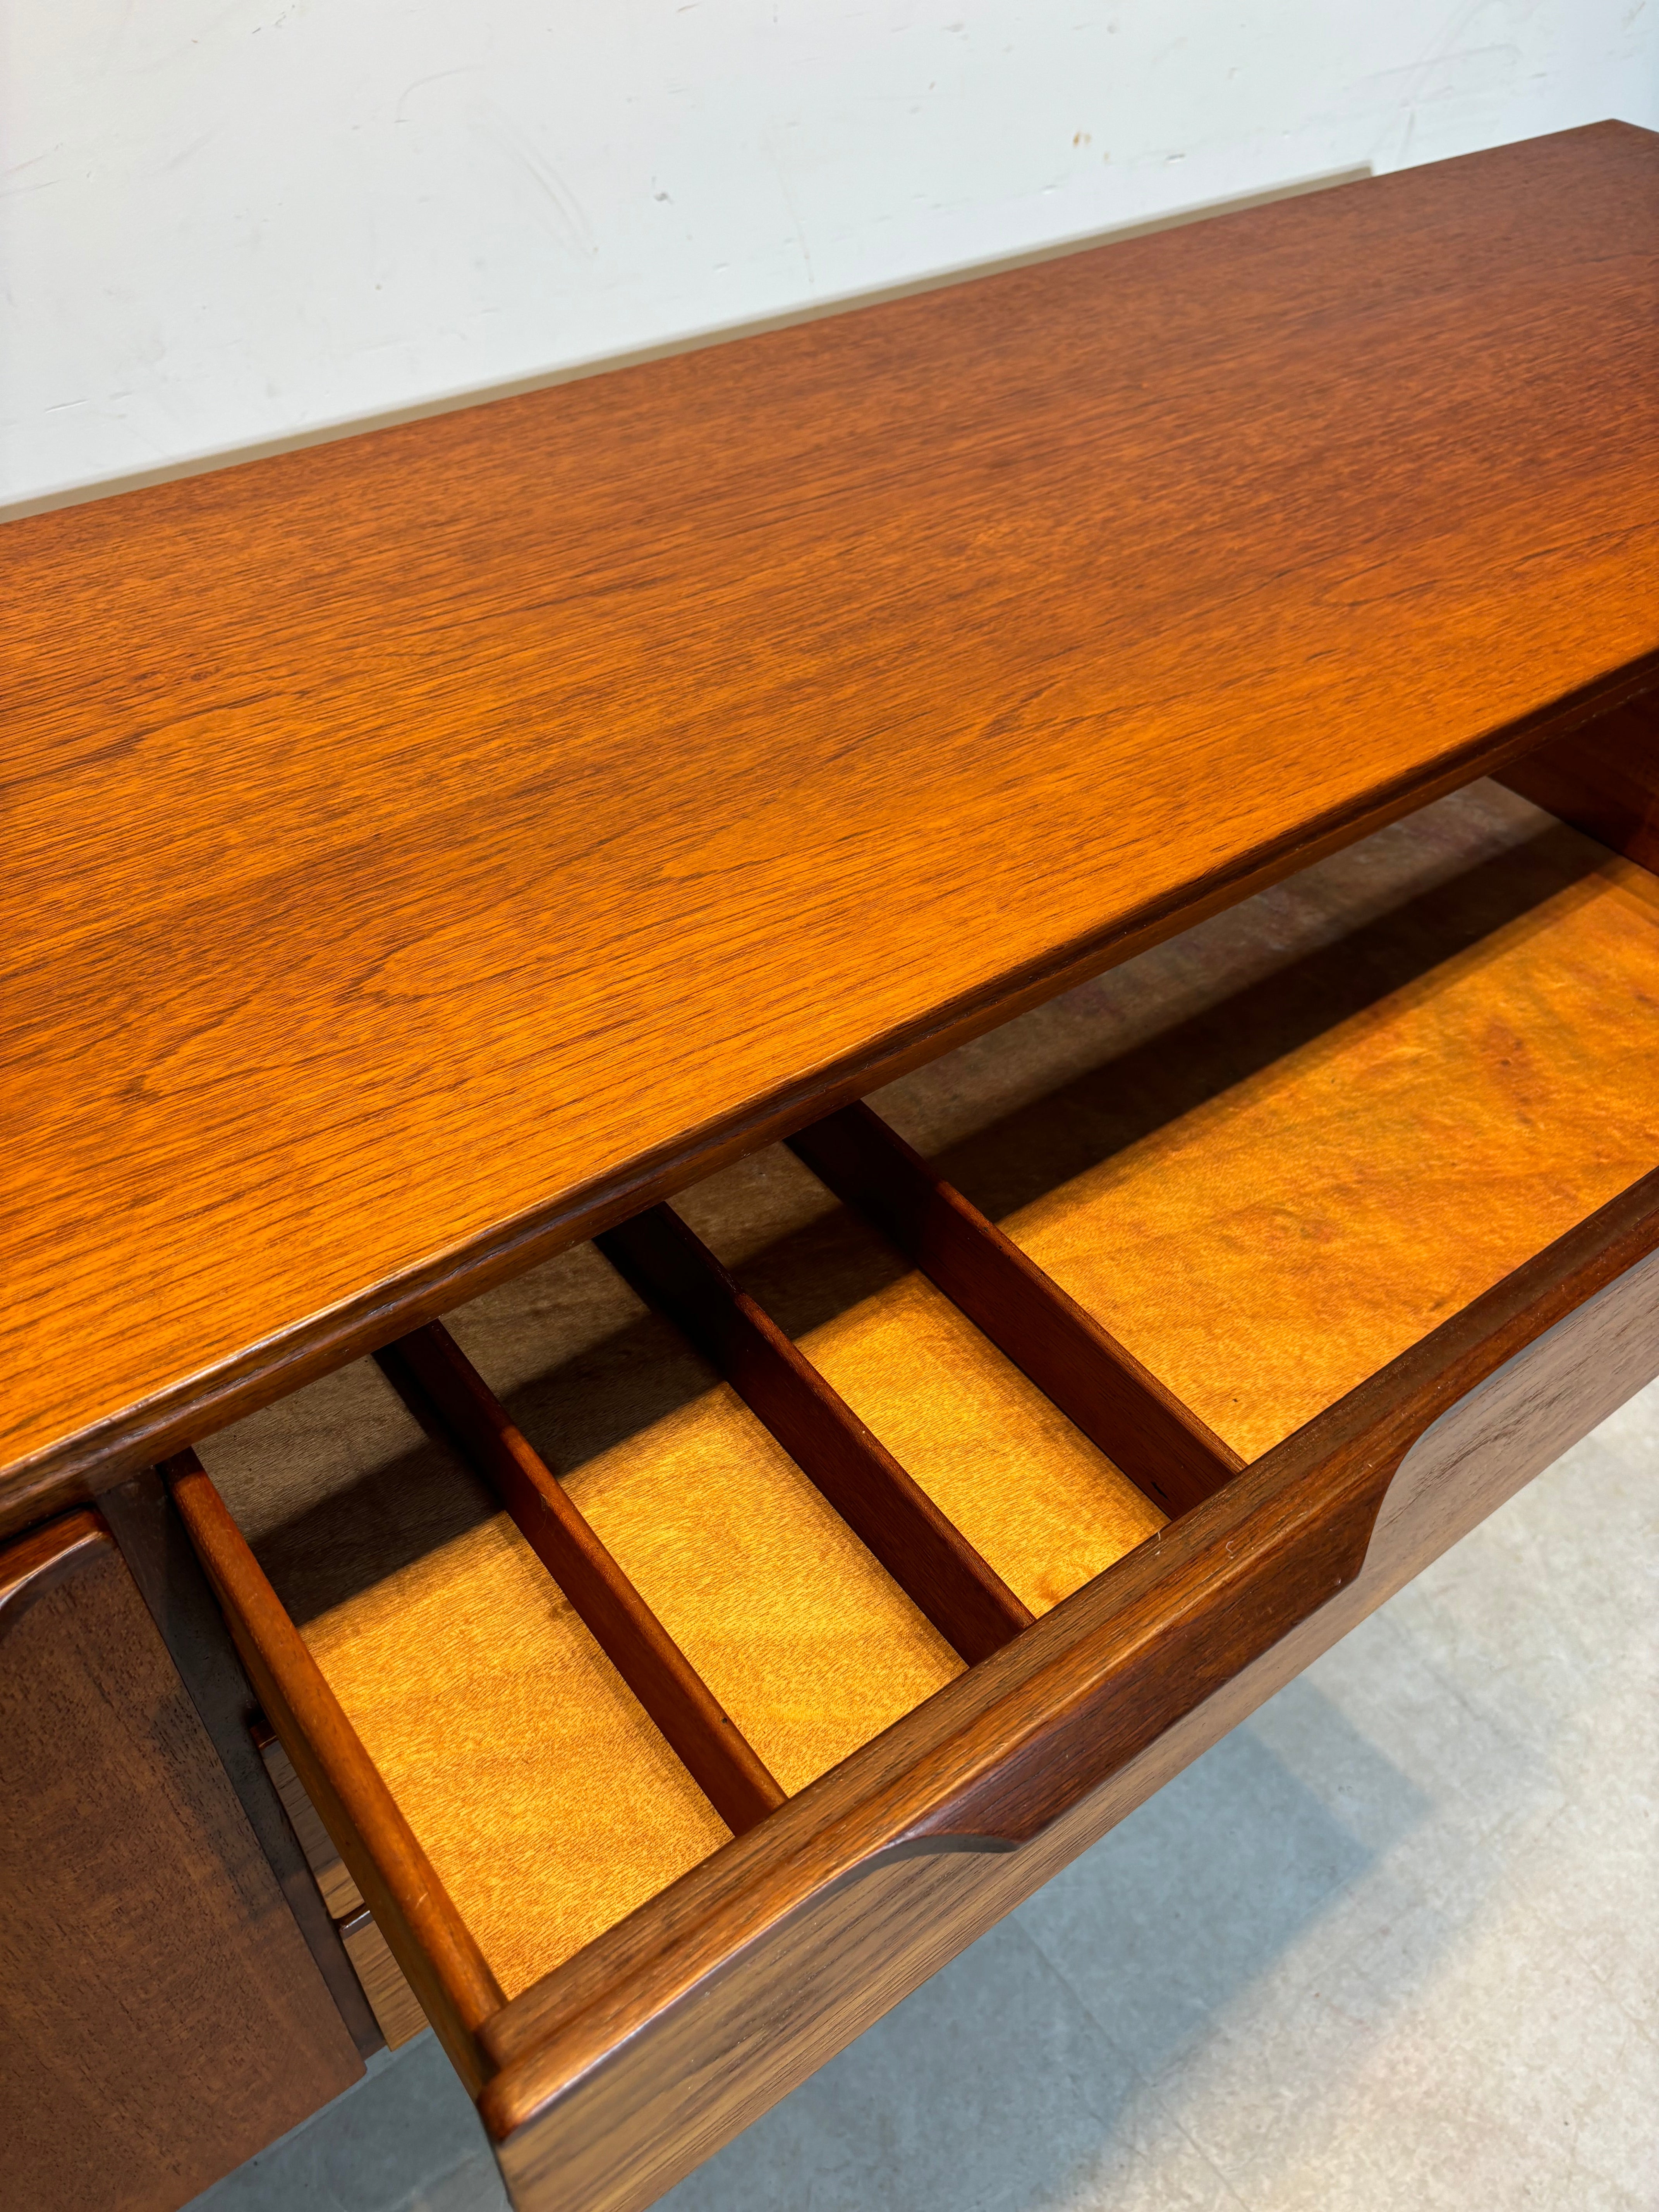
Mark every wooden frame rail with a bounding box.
[374,1324,785,1836]
[786,1103,1244,1516]
[595,1207,1034,1665]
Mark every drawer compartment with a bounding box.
[169,782,1659,2212]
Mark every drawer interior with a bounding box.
[194,778,1659,2013]
[869,778,1659,1460]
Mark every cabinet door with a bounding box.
[0,1511,362,2212]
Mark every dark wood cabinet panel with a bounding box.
[0,1513,363,2212]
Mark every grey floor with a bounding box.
[195,1381,1659,2212]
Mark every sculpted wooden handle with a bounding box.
[902,1448,1396,1849]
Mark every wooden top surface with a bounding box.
[5,122,1657,1515]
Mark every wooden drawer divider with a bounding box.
[374,1323,786,1834]
[786,1102,1244,1515]
[156,1116,1659,2212]
[595,1204,1035,1664]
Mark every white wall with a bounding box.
[4,0,1654,512]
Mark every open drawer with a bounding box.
[167,775,1659,2212]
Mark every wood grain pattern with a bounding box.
[6,124,1657,1524]
[480,1169,1659,2211]
[743,1241,1168,1620]
[785,1102,1242,1515]
[0,1511,363,2212]
[596,1206,1034,1663]
[487,1164,1659,2056]
[1498,691,1659,869]
[375,1322,787,1833]
[223,1339,958,1998]
[177,780,1659,2055]
[980,818,1659,1462]
[165,1450,507,2095]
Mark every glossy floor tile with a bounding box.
[192,1379,1658,2212]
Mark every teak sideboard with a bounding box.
[4,122,1657,2212]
